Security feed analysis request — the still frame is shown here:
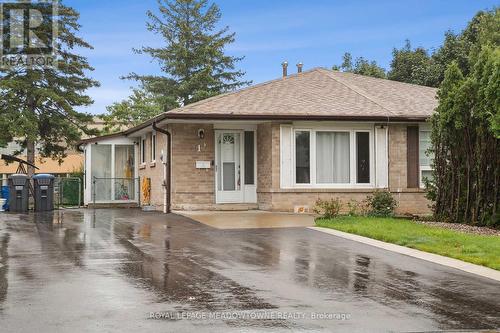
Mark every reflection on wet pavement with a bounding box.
[0,209,499,332]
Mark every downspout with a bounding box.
[152,122,171,213]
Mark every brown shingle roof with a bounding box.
[164,67,437,121]
[80,68,438,143]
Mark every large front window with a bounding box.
[316,131,350,183]
[292,128,373,187]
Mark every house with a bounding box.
[0,116,106,185]
[79,67,436,215]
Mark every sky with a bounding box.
[64,0,499,115]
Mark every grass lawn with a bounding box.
[315,216,500,270]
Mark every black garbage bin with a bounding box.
[33,174,55,211]
[8,174,29,212]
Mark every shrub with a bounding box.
[313,198,342,219]
[347,199,369,216]
[367,190,397,217]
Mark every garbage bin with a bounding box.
[8,174,29,212]
[1,185,8,211]
[33,174,55,212]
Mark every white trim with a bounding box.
[140,135,146,165]
[83,137,138,205]
[288,125,375,189]
[111,144,115,200]
[418,127,433,188]
[292,128,312,186]
[214,129,257,204]
[215,130,244,203]
[279,125,293,188]
[375,126,389,188]
[151,132,156,163]
[214,123,257,130]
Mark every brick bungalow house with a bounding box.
[80,67,436,215]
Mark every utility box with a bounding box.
[8,174,29,213]
[33,174,55,211]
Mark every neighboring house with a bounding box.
[79,67,436,215]
[0,116,106,185]
[0,153,83,185]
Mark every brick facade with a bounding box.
[138,122,432,215]
[255,122,432,215]
[137,123,215,210]
[137,132,166,209]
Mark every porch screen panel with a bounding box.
[244,131,255,185]
[91,145,112,201]
[114,145,135,200]
[295,131,310,184]
[316,132,350,183]
[356,132,370,183]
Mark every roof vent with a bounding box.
[282,61,288,78]
[297,62,303,73]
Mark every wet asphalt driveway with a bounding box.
[0,209,499,332]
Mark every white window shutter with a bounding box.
[280,125,293,188]
[375,126,388,188]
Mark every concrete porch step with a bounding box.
[209,203,259,211]
[87,202,140,209]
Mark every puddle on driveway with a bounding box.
[0,209,499,332]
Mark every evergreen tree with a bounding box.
[333,52,386,79]
[126,0,250,109]
[102,87,163,133]
[0,2,99,176]
[428,47,499,226]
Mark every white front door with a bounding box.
[215,131,244,203]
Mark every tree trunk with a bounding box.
[26,140,35,177]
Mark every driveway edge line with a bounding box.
[308,227,500,282]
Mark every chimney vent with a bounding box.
[282,61,288,77]
[297,62,303,73]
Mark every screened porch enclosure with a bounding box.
[84,140,139,204]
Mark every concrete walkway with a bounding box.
[309,226,500,282]
[177,210,315,229]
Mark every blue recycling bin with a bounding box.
[1,185,8,211]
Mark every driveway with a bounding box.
[0,209,499,332]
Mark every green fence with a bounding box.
[55,177,82,207]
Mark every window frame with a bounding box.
[314,129,351,185]
[291,125,374,188]
[140,135,146,165]
[419,127,433,188]
[293,129,312,186]
[355,130,372,184]
[151,132,156,163]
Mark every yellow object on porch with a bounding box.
[142,178,151,205]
